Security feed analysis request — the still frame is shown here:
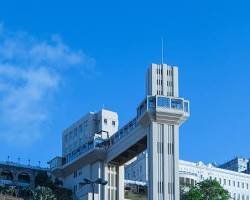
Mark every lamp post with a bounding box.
[79,178,108,200]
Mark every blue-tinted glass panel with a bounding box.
[147,97,156,109]
[157,97,170,108]
[137,100,147,117]
[171,99,183,110]
[184,102,189,112]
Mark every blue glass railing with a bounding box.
[137,95,189,119]
[157,96,170,108]
[105,117,137,147]
[65,138,104,164]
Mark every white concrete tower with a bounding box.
[144,63,188,200]
[146,63,179,97]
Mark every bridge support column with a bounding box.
[117,165,124,200]
[104,164,124,200]
[147,122,180,200]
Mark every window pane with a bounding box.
[157,97,170,108]
[184,102,189,112]
[171,99,183,110]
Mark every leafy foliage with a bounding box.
[52,187,72,200]
[35,172,54,188]
[32,186,56,200]
[0,186,17,196]
[0,172,72,200]
[183,179,230,200]
[34,172,72,200]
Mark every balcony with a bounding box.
[137,95,190,125]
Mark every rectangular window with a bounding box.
[78,124,83,133]
[147,97,156,109]
[184,101,189,112]
[74,128,77,137]
[73,185,77,193]
[112,121,116,126]
[73,170,77,178]
[157,97,170,108]
[171,98,183,110]
[104,118,108,125]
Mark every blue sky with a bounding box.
[0,0,249,167]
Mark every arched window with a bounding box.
[18,173,30,183]
[0,170,13,180]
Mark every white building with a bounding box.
[62,109,118,159]
[219,157,249,173]
[125,152,250,200]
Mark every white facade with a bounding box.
[125,153,250,200]
[146,63,179,97]
[62,109,118,156]
[179,160,250,200]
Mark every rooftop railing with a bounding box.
[0,161,48,171]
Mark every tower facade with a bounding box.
[142,63,188,200]
[146,63,179,97]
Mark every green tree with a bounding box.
[32,186,56,200]
[53,187,72,200]
[35,172,72,200]
[0,186,17,197]
[183,179,230,200]
[20,186,33,200]
[35,172,54,188]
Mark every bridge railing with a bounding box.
[105,117,137,146]
[0,161,47,171]
[63,138,104,165]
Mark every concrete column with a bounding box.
[173,125,180,200]
[117,165,124,200]
[147,122,158,200]
[148,122,179,200]
[103,163,109,200]
[173,67,179,97]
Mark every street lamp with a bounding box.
[79,178,108,200]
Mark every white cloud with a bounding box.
[0,24,94,145]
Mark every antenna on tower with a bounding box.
[161,37,164,64]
